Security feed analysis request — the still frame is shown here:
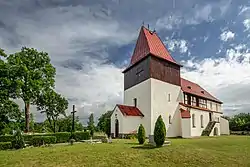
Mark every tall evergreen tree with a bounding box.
[88,113,95,137]
[138,124,146,144]
[154,115,166,147]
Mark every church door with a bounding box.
[115,119,119,138]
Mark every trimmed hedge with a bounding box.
[0,131,91,144]
[54,132,71,143]
[74,131,90,141]
[0,142,12,150]
[31,136,57,147]
[0,135,13,142]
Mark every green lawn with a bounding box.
[0,136,249,167]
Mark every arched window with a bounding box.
[200,115,204,128]
[192,114,196,128]
[169,115,172,124]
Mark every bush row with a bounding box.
[31,136,57,147]
[0,131,90,143]
[0,142,12,150]
[230,131,250,135]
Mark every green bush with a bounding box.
[0,131,91,144]
[54,132,71,143]
[31,136,57,147]
[74,131,90,141]
[12,129,25,149]
[0,142,12,150]
[0,135,14,142]
[154,115,166,147]
[138,124,146,144]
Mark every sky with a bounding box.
[1,0,250,124]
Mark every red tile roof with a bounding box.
[180,108,191,118]
[125,27,180,70]
[117,104,144,117]
[181,78,222,104]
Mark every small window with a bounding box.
[187,86,191,89]
[169,115,172,124]
[168,93,171,102]
[216,104,218,112]
[192,114,196,128]
[134,98,137,107]
[210,102,212,110]
[191,96,196,106]
[200,115,204,128]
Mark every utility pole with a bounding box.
[71,105,77,136]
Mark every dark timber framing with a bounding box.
[123,54,181,90]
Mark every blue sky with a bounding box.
[1,0,250,123]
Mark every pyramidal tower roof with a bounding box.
[125,26,180,72]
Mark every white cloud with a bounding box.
[239,6,250,16]
[0,5,136,122]
[181,44,250,116]
[220,30,235,41]
[243,19,250,31]
[164,37,188,53]
[156,0,231,30]
[55,60,124,124]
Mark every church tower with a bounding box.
[123,26,182,136]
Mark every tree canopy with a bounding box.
[36,89,68,133]
[97,111,112,137]
[7,47,56,132]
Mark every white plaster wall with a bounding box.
[189,108,222,136]
[190,108,210,136]
[111,107,124,135]
[111,107,144,135]
[123,79,151,136]
[181,118,191,138]
[220,117,230,135]
[210,112,221,136]
[151,78,182,137]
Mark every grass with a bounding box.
[0,136,249,167]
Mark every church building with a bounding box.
[110,26,230,138]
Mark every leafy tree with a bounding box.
[97,111,112,137]
[36,89,68,133]
[29,113,35,132]
[0,100,21,135]
[57,115,84,132]
[6,47,56,132]
[0,49,22,134]
[137,124,146,144]
[229,113,250,131]
[88,113,95,137]
[154,115,166,147]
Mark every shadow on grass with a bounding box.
[131,144,156,149]
[124,142,140,145]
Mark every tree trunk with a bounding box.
[24,102,30,133]
[53,119,56,133]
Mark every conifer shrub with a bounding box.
[137,124,146,144]
[154,115,166,147]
